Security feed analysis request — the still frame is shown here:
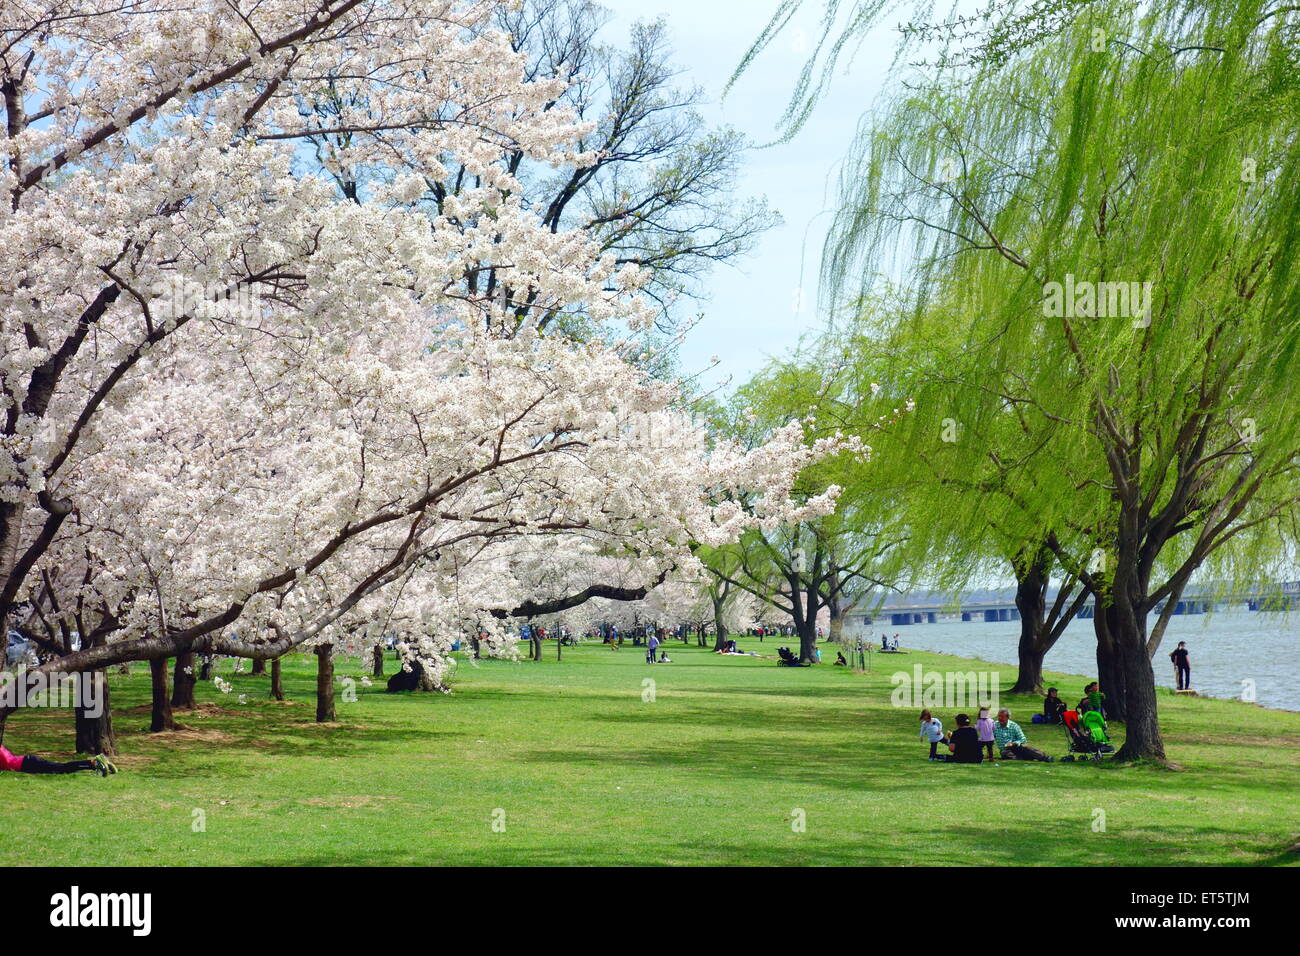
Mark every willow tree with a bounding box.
[700,350,906,662]
[832,300,1099,695]
[823,0,1300,760]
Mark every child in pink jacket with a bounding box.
[976,706,996,761]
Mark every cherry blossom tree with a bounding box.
[0,2,842,750]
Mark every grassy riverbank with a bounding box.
[2,636,1296,866]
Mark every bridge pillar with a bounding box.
[961,611,971,622]
[926,612,937,624]
[891,613,910,626]
[983,610,998,623]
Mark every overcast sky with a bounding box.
[601,1,900,393]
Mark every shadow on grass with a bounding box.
[240,818,1288,867]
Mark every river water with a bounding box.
[862,606,1298,711]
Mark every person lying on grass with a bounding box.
[0,743,117,777]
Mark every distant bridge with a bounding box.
[849,582,1300,628]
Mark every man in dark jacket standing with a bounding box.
[1170,641,1191,690]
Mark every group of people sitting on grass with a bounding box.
[1041,682,1106,723]
[920,680,1116,763]
[919,706,1054,763]
[1040,683,1114,751]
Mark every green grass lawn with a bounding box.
[2,636,1297,866]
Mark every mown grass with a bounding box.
[2,635,1297,866]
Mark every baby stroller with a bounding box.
[1060,710,1107,761]
[776,646,805,667]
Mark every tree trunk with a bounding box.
[712,596,730,651]
[797,619,818,663]
[827,600,845,646]
[172,652,197,709]
[1011,632,1046,696]
[1094,603,1128,721]
[1095,544,1166,760]
[74,670,117,755]
[270,656,284,701]
[250,657,266,676]
[1110,576,1165,759]
[198,656,215,680]
[315,644,334,722]
[371,645,384,676]
[149,657,176,732]
[1009,556,1049,694]
[1114,635,1164,761]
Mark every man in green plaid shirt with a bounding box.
[993,709,1053,761]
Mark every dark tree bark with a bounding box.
[149,657,176,732]
[315,644,335,722]
[270,656,284,701]
[711,594,730,651]
[1096,586,1170,760]
[74,670,116,755]
[1010,560,1049,694]
[371,645,384,676]
[1013,541,1094,695]
[1095,529,1175,761]
[171,652,197,709]
[489,571,670,621]
[1094,603,1128,722]
[791,570,820,663]
[796,617,818,663]
[250,657,266,676]
[1115,629,1164,762]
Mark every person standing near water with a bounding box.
[1170,641,1191,689]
